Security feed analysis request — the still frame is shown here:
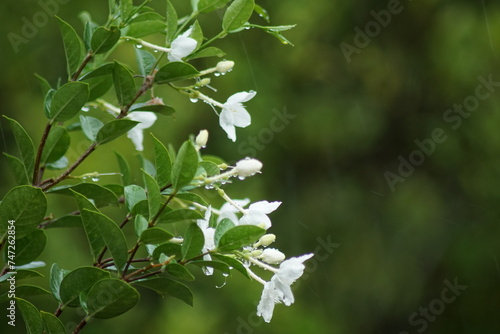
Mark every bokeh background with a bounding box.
[1,0,500,333]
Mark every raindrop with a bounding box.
[81,106,90,112]
[238,176,246,181]
[245,27,250,30]
[190,98,199,103]
[82,176,88,181]
[216,274,229,288]
[153,49,158,53]
[136,44,143,49]
[91,176,100,182]
[214,72,220,77]
[204,185,214,190]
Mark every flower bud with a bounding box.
[215,60,235,73]
[198,78,211,86]
[255,234,276,247]
[235,158,263,177]
[195,129,209,148]
[259,248,285,264]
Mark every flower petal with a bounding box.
[249,201,281,214]
[230,105,251,128]
[256,281,278,323]
[219,108,237,141]
[227,90,256,104]
[168,28,197,62]
[127,127,145,151]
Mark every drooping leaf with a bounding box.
[166,0,178,43]
[152,134,172,188]
[96,119,139,145]
[91,26,121,54]
[188,260,230,275]
[0,186,46,239]
[0,285,50,302]
[49,82,90,122]
[48,183,119,208]
[222,0,255,32]
[181,223,204,261]
[140,227,174,244]
[16,298,44,334]
[86,279,140,319]
[113,61,136,107]
[171,140,198,190]
[124,185,147,211]
[41,126,70,164]
[217,225,265,252]
[40,311,66,334]
[133,277,193,306]
[129,103,175,117]
[79,115,104,141]
[254,4,270,22]
[0,269,43,283]
[3,116,35,178]
[135,48,156,77]
[155,62,200,84]
[59,267,110,307]
[115,151,132,185]
[45,156,69,170]
[4,153,29,185]
[143,171,161,219]
[50,263,70,303]
[56,16,84,79]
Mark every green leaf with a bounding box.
[34,73,52,97]
[49,82,90,122]
[137,154,156,178]
[79,115,104,141]
[129,103,176,117]
[43,89,56,119]
[83,19,98,51]
[73,192,128,273]
[124,185,147,211]
[41,311,66,334]
[91,26,121,54]
[113,61,136,106]
[153,242,182,260]
[50,263,70,303]
[48,183,119,208]
[45,156,69,170]
[181,223,204,261]
[4,153,29,185]
[5,229,47,266]
[86,279,140,318]
[199,161,220,177]
[125,20,167,38]
[199,0,231,13]
[212,254,250,278]
[190,20,203,50]
[3,116,35,177]
[80,63,114,80]
[254,4,270,22]
[0,185,46,239]
[164,263,195,281]
[214,218,235,246]
[135,48,156,77]
[166,0,178,43]
[41,126,70,164]
[152,134,172,188]
[143,170,161,218]
[171,140,198,190]
[43,215,82,229]
[16,298,44,334]
[188,46,226,60]
[129,12,165,24]
[115,151,132,185]
[56,16,84,79]
[217,225,265,252]
[155,62,200,84]
[191,0,199,11]
[175,192,208,206]
[134,215,148,237]
[140,227,173,244]
[158,209,204,224]
[0,269,43,283]
[96,119,139,145]
[134,277,193,306]
[0,285,50,302]
[120,0,134,20]
[59,267,110,307]
[189,260,230,275]
[222,0,255,32]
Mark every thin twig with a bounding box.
[71,53,93,81]
[32,122,52,186]
[72,317,88,334]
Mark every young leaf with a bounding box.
[217,225,265,252]
[135,48,156,76]
[34,73,52,96]
[91,26,121,54]
[171,140,198,190]
[199,161,220,177]
[16,298,44,334]
[41,126,71,164]
[140,227,174,244]
[3,116,35,176]
[181,223,204,261]
[124,185,147,211]
[166,0,178,43]
[79,115,104,141]
[115,151,132,185]
[43,89,56,120]
[49,82,90,122]
[95,119,139,145]
[3,153,29,185]
[190,20,204,50]
[48,183,119,208]
[143,170,161,218]
[254,4,270,22]
[134,215,148,237]
[154,62,200,84]
[137,154,156,178]
[152,134,172,188]
[86,279,140,319]
[222,0,255,32]
[45,156,69,170]
[120,0,134,20]
[0,185,46,239]
[59,267,110,307]
[83,19,99,51]
[56,16,84,78]
[214,218,235,246]
[50,263,70,303]
[113,61,136,107]
[6,229,47,266]
[153,242,182,260]
[40,311,66,334]
[133,277,193,306]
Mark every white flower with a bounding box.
[215,60,234,73]
[217,198,250,224]
[235,158,262,177]
[168,28,197,62]
[195,129,209,149]
[254,234,276,247]
[219,91,256,142]
[239,201,281,230]
[256,254,314,322]
[126,112,157,151]
[259,248,286,264]
[196,207,215,276]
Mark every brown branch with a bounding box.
[72,317,88,334]
[71,52,93,82]
[33,122,53,186]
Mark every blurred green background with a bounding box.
[2,0,500,333]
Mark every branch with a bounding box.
[71,52,93,81]
[32,122,53,186]
[72,317,88,334]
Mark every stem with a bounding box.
[54,304,63,317]
[41,143,98,191]
[199,31,227,50]
[122,243,141,277]
[128,269,163,283]
[71,52,94,81]
[72,317,88,334]
[32,122,53,186]
[149,191,178,227]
